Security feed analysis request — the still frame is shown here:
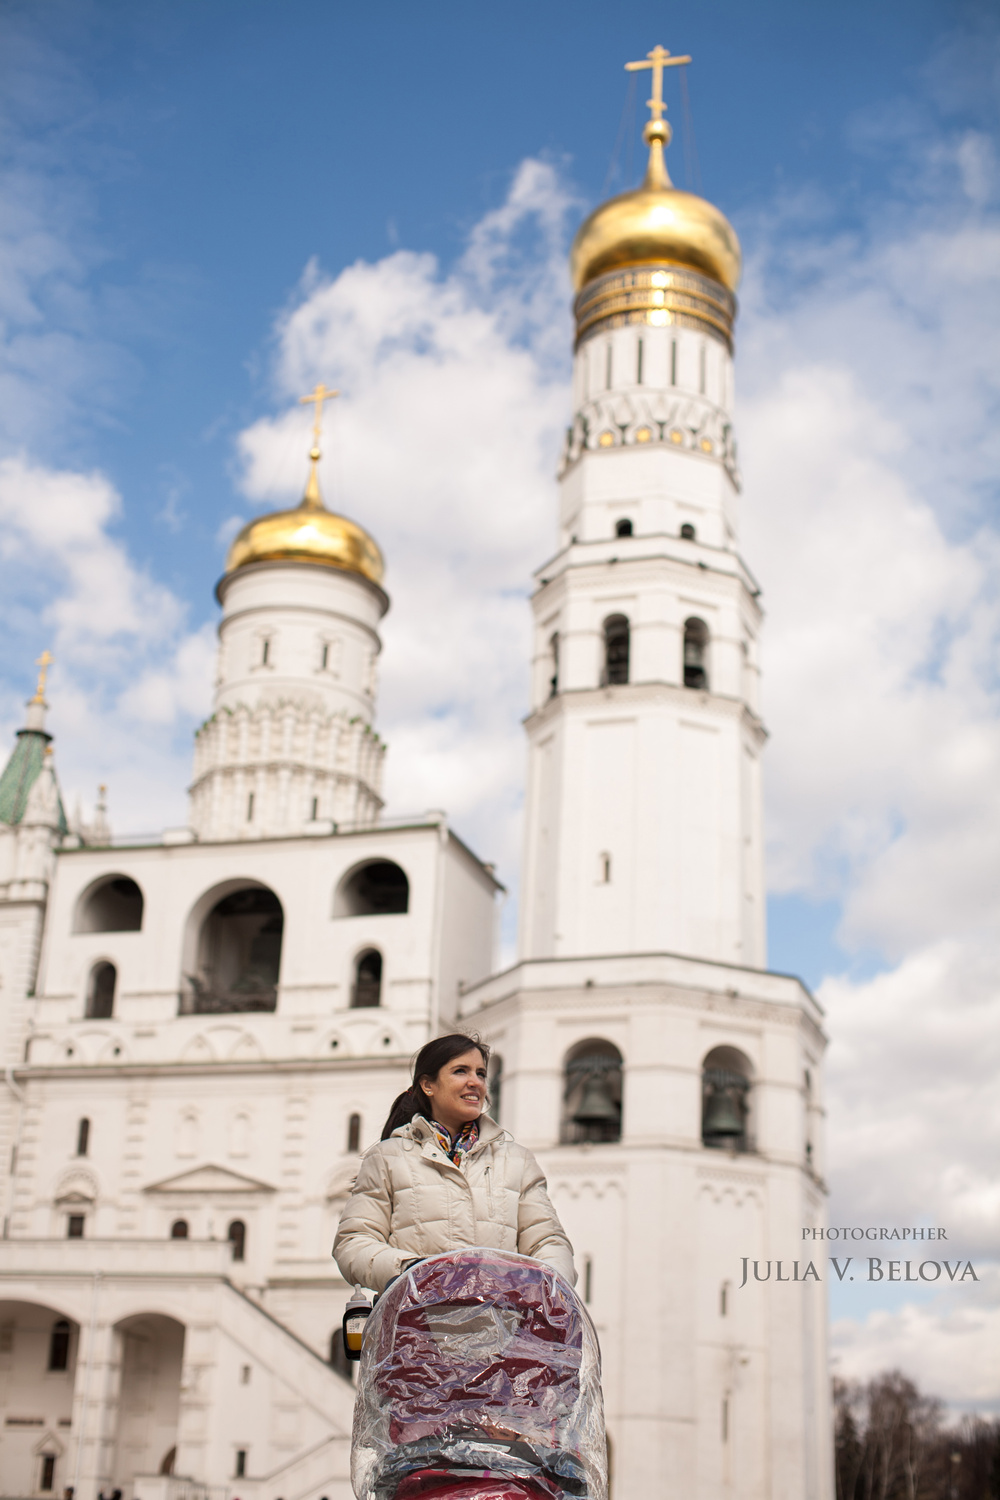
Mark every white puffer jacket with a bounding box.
[333,1113,576,1292]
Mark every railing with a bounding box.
[132,1477,209,1500]
[0,1237,234,1277]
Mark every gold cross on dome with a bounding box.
[625,44,692,124]
[31,649,53,703]
[299,382,340,453]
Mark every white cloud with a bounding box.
[734,87,1000,1411]
[832,1268,1000,1414]
[0,455,213,830]
[237,160,577,876]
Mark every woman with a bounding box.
[334,1033,576,1292]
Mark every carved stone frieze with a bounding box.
[560,390,741,488]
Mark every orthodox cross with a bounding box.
[32,649,53,703]
[299,382,340,455]
[625,45,692,124]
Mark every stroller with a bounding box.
[350,1250,607,1500]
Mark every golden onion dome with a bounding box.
[570,120,741,295]
[224,435,384,587]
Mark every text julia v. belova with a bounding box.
[738,1257,979,1287]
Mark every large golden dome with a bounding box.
[570,122,741,295]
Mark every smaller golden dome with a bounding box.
[224,501,384,585]
[570,124,741,294]
[224,385,384,589]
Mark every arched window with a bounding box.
[347,1112,361,1153]
[86,962,116,1019]
[351,950,382,1008]
[680,522,696,540]
[329,1328,354,1381]
[701,1046,753,1152]
[549,632,560,697]
[76,1118,90,1157]
[48,1319,71,1372]
[683,617,709,690]
[170,1219,189,1239]
[561,1039,623,1145]
[488,1055,503,1124]
[75,876,143,933]
[602,615,630,686]
[615,518,633,538]
[228,1219,246,1262]
[334,861,409,917]
[185,886,283,1014]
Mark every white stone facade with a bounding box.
[0,184,832,1500]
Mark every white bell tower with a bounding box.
[188,384,390,841]
[463,44,832,1500]
[519,51,764,969]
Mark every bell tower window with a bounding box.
[352,949,382,1008]
[602,615,630,686]
[561,1040,623,1144]
[549,632,559,697]
[683,617,709,690]
[701,1046,753,1152]
[615,518,633,538]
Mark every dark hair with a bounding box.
[381,1034,490,1140]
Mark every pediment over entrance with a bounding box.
[143,1163,275,1195]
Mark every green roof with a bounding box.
[0,729,68,833]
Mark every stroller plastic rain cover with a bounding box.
[350,1249,607,1500]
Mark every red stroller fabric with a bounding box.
[350,1250,607,1500]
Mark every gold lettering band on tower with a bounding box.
[573,264,736,350]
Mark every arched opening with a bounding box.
[701,1046,753,1152]
[0,1303,79,1490]
[228,1219,246,1262]
[347,1113,361,1153]
[182,885,283,1014]
[351,949,382,1008]
[169,1220,189,1240]
[329,1328,354,1381]
[488,1055,503,1124]
[680,522,696,540]
[683,617,709,690]
[549,631,560,697]
[561,1039,623,1145]
[334,861,409,917]
[602,615,630,686]
[74,875,143,933]
[113,1314,185,1488]
[86,961,116,1019]
[76,1118,90,1157]
[615,518,633,537]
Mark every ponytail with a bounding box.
[380,1033,491,1141]
[381,1083,431,1140]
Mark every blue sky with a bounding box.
[2,0,998,1410]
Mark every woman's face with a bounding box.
[420,1048,487,1135]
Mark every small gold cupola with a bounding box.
[570,45,742,350]
[224,382,384,586]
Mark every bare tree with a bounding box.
[835,1373,1000,1500]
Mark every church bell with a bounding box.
[702,1084,746,1142]
[571,1071,619,1127]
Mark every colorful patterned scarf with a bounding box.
[429,1118,479,1165]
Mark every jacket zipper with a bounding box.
[485,1164,494,1218]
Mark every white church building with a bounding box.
[0,47,832,1500]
